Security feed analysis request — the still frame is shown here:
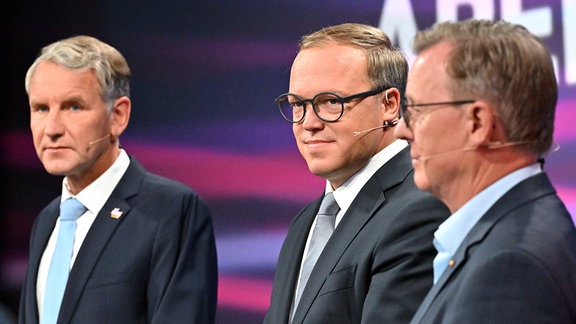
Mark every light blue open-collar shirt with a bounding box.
[432,163,542,283]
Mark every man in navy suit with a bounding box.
[19,35,217,323]
[264,23,450,324]
[395,19,576,323]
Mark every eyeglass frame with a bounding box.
[275,86,390,123]
[400,99,476,128]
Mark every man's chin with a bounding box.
[308,165,342,186]
[413,172,434,194]
[307,164,332,178]
[41,162,72,176]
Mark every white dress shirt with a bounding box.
[36,149,130,316]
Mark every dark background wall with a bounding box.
[2,1,574,323]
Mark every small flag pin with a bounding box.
[110,208,123,219]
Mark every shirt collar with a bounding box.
[62,149,131,214]
[327,139,408,214]
[435,163,542,256]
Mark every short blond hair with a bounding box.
[300,23,408,99]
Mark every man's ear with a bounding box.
[381,87,401,121]
[466,100,498,146]
[109,96,131,138]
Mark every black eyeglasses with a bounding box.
[400,99,475,128]
[275,87,388,123]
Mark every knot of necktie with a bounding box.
[317,192,340,217]
[60,198,86,221]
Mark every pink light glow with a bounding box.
[218,275,272,312]
[1,131,325,203]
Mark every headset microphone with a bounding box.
[352,118,399,136]
[417,141,529,162]
[88,134,111,147]
[417,146,477,162]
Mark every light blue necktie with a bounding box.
[293,192,340,314]
[41,198,86,324]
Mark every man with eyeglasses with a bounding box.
[395,19,576,323]
[264,23,450,324]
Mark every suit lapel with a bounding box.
[293,147,412,323]
[411,173,556,323]
[29,201,60,278]
[292,182,385,323]
[24,199,60,323]
[273,198,322,322]
[57,157,143,323]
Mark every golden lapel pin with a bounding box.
[110,208,123,219]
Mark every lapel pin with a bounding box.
[110,208,123,219]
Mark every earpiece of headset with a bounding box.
[383,118,399,127]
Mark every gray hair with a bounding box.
[413,19,557,156]
[25,35,131,111]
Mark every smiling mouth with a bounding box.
[305,138,333,144]
[305,140,333,149]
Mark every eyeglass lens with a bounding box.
[277,93,344,123]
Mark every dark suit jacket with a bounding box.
[19,156,218,324]
[264,147,450,324]
[411,173,576,324]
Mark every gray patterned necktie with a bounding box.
[294,192,340,311]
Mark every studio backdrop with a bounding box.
[2,0,574,322]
